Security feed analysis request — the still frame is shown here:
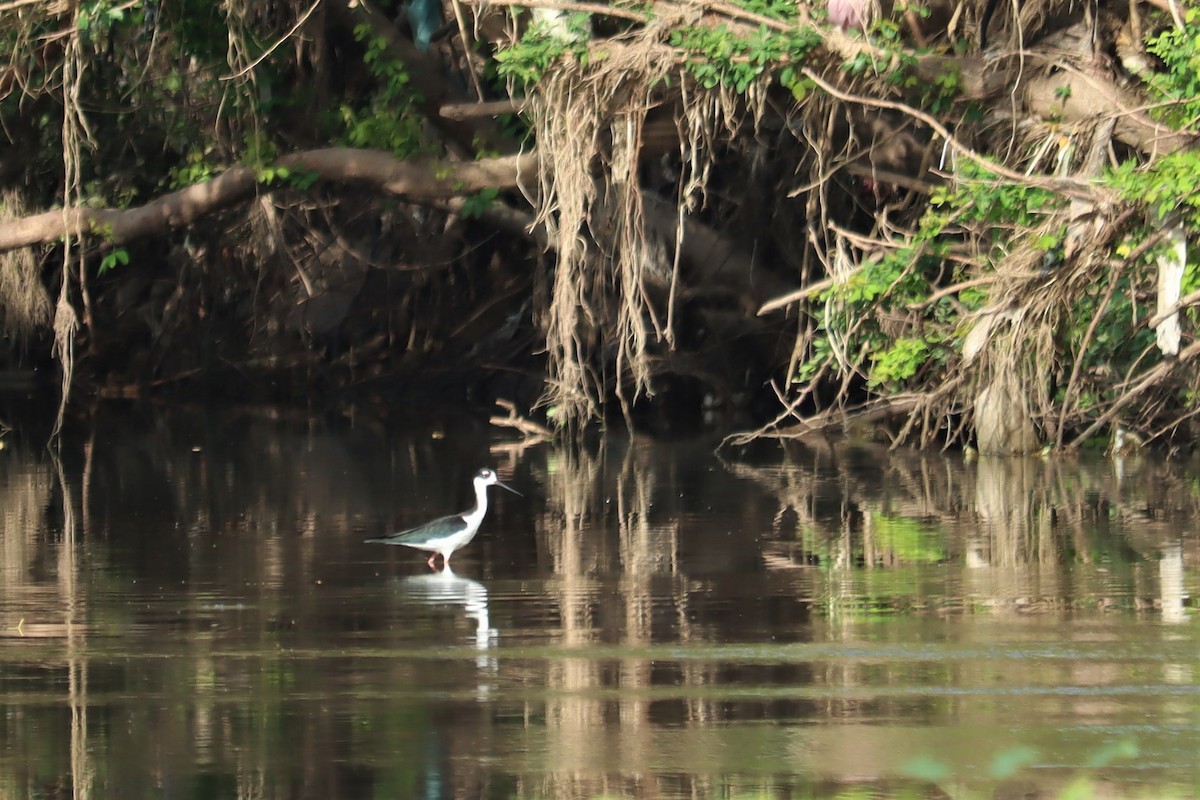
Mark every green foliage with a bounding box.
[256,165,319,190]
[341,103,425,154]
[871,513,946,561]
[98,247,130,276]
[922,66,962,114]
[900,754,951,783]
[173,0,233,62]
[958,285,989,311]
[169,148,218,189]
[339,24,426,156]
[1144,10,1200,125]
[930,160,1063,228]
[795,336,834,383]
[1057,249,1158,408]
[77,0,130,38]
[729,0,801,20]
[799,203,954,388]
[1107,150,1200,229]
[360,27,417,99]
[494,14,593,85]
[778,67,815,101]
[461,188,500,219]
[670,24,820,92]
[904,739,1142,798]
[840,249,936,306]
[241,131,278,169]
[869,337,933,387]
[988,745,1040,779]
[1105,13,1200,230]
[863,17,963,115]
[895,1,932,20]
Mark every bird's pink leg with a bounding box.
[427,553,439,570]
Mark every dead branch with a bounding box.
[1068,339,1200,449]
[489,398,554,440]
[465,0,652,23]
[723,394,924,446]
[440,99,527,120]
[1149,285,1200,329]
[0,149,539,254]
[909,277,998,310]
[801,67,1104,199]
[1056,269,1118,447]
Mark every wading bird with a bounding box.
[365,467,520,570]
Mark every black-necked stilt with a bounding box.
[365,467,520,569]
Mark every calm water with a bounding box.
[0,405,1196,799]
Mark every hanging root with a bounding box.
[522,19,765,428]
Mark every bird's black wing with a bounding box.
[363,512,462,544]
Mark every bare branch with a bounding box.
[0,149,539,254]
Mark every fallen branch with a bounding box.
[440,99,527,120]
[0,149,539,254]
[489,398,554,440]
[722,394,923,447]
[1067,339,1200,449]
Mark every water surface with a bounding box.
[0,406,1196,799]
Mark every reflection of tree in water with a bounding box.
[2,417,1194,800]
[721,441,1197,614]
[0,444,95,800]
[0,444,55,611]
[527,438,701,799]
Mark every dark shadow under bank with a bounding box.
[0,367,768,451]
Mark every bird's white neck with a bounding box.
[462,476,491,528]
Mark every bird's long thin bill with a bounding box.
[497,481,522,497]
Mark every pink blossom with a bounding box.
[827,0,870,31]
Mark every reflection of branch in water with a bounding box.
[616,440,681,579]
[718,454,822,568]
[718,456,818,531]
[50,446,93,800]
[488,400,550,475]
[541,444,608,739]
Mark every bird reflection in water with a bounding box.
[393,568,497,674]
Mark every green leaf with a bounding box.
[98,247,130,276]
